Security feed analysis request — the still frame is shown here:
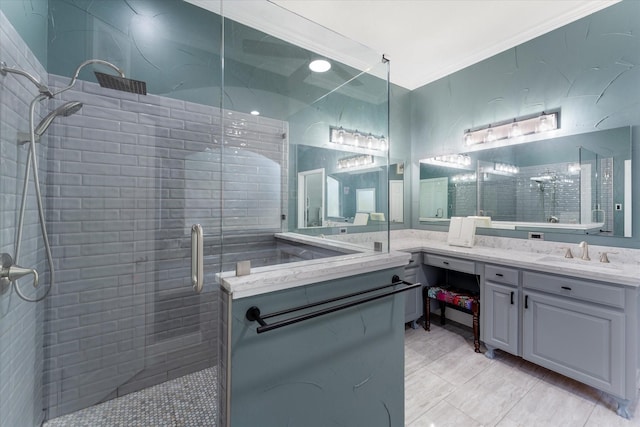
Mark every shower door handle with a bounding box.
[191,224,204,294]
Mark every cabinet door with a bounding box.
[484,281,519,355]
[404,283,421,324]
[523,291,625,395]
[404,269,420,323]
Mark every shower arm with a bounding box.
[51,59,125,97]
[0,61,53,97]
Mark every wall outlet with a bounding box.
[339,228,347,234]
[615,203,622,211]
[528,232,544,240]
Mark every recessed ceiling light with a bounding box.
[309,59,331,73]
[250,110,260,116]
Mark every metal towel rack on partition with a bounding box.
[245,275,420,334]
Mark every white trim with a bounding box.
[624,159,632,237]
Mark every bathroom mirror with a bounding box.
[419,126,632,237]
[295,145,392,228]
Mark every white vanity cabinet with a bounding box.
[522,272,627,401]
[481,265,636,418]
[483,265,519,358]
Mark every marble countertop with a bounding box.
[390,232,640,288]
[218,234,410,299]
[217,230,639,300]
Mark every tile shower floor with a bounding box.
[45,321,639,427]
[43,367,218,427]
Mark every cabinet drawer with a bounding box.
[404,270,417,283]
[485,264,519,286]
[523,271,625,309]
[423,254,475,274]
[406,252,422,269]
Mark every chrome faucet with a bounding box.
[578,241,590,261]
[599,251,618,263]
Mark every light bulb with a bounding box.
[464,132,474,146]
[309,59,331,73]
[485,127,496,142]
[367,134,373,149]
[353,131,360,147]
[337,128,344,144]
[537,116,548,132]
[510,122,522,138]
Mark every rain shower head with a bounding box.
[94,71,147,95]
[34,101,83,136]
[52,59,147,96]
[530,175,554,183]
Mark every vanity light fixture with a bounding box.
[337,154,374,170]
[464,111,558,146]
[451,173,477,182]
[330,126,387,152]
[309,59,331,73]
[493,162,520,175]
[480,162,520,176]
[421,154,472,169]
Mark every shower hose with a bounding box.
[13,94,55,302]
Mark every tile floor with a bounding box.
[44,321,639,426]
[43,367,218,427]
[405,320,640,427]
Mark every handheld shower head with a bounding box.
[34,101,83,136]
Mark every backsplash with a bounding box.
[329,229,639,265]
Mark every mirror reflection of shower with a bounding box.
[530,171,558,223]
[0,59,147,302]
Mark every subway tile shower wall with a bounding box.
[42,74,288,418]
[474,163,581,223]
[0,11,47,427]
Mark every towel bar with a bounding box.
[246,275,420,334]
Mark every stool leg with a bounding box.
[472,299,480,353]
[423,288,431,331]
[439,301,446,325]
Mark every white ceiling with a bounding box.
[187,0,619,90]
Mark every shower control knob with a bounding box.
[0,253,39,288]
[1,253,13,268]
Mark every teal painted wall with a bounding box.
[228,267,406,426]
[47,0,221,104]
[410,0,640,247]
[0,0,48,65]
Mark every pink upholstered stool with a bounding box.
[423,286,480,353]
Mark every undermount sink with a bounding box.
[536,255,620,269]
